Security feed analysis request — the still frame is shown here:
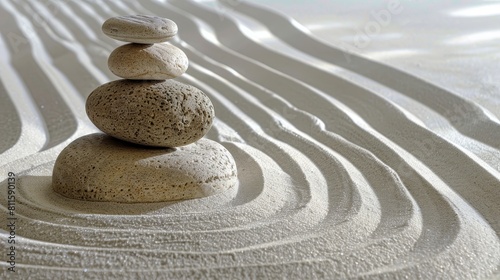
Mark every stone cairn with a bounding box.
[52,15,237,203]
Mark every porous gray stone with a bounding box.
[102,15,177,44]
[86,79,214,147]
[108,43,188,80]
[52,133,237,202]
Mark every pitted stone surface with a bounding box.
[102,15,177,44]
[52,134,237,202]
[86,79,214,147]
[108,43,188,80]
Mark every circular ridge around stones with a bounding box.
[86,79,214,148]
[102,15,177,44]
[52,133,238,203]
[108,43,188,80]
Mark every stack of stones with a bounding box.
[52,15,237,203]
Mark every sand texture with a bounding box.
[0,0,499,279]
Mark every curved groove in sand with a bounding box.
[225,1,500,147]
[0,0,498,279]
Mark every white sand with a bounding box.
[0,0,499,279]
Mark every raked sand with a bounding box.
[0,0,499,279]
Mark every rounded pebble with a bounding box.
[52,134,238,203]
[102,15,177,44]
[86,79,214,147]
[108,43,188,80]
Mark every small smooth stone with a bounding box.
[86,79,214,147]
[52,134,238,203]
[108,43,188,80]
[102,15,177,44]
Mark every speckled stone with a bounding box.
[102,15,177,44]
[108,43,188,80]
[86,79,214,147]
[52,133,237,202]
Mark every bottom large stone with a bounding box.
[52,133,237,202]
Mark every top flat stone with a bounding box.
[102,15,178,44]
